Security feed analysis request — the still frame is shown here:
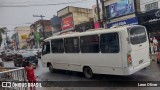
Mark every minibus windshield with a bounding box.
[128,27,147,45]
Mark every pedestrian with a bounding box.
[150,37,154,54]
[156,49,160,64]
[13,54,18,66]
[25,62,36,90]
[153,37,158,54]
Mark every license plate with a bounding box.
[139,60,143,64]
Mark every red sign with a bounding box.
[61,15,74,30]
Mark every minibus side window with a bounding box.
[51,39,64,53]
[42,42,50,55]
[80,35,99,53]
[64,37,79,53]
[128,27,147,45]
[100,33,119,53]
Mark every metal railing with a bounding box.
[0,67,27,90]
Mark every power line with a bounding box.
[0,23,31,26]
[0,0,89,7]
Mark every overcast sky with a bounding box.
[0,0,96,35]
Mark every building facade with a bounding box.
[103,0,140,28]
[14,26,31,49]
[29,20,52,48]
[51,15,62,35]
[140,0,160,12]
[57,6,93,33]
[137,0,160,43]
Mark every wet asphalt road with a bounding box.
[3,59,160,90]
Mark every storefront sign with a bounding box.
[109,0,135,18]
[149,18,160,23]
[61,15,74,31]
[107,17,138,28]
[138,9,160,24]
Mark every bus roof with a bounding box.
[44,25,144,41]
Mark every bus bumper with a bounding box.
[123,61,150,75]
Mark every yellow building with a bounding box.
[15,26,31,49]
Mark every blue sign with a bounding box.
[109,0,135,18]
[107,17,138,28]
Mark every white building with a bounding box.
[140,0,160,12]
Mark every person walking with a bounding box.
[153,37,158,54]
[25,62,36,90]
[150,38,154,54]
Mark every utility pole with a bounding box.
[4,28,9,49]
[33,15,46,39]
[100,0,105,28]
[133,0,139,24]
[5,32,8,49]
[96,0,102,28]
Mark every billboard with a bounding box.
[61,15,74,31]
[109,0,135,18]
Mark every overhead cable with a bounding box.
[0,0,89,7]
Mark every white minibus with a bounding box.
[41,25,150,78]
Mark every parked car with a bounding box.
[1,51,14,61]
[0,50,5,58]
[5,52,14,61]
[13,52,38,68]
[0,58,4,67]
[26,49,41,59]
[36,48,42,59]
[17,50,26,54]
[26,49,37,55]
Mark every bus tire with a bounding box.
[83,67,93,79]
[48,63,54,73]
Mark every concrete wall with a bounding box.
[57,6,93,31]
[71,7,93,25]
[57,7,69,17]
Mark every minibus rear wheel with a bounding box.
[83,66,93,79]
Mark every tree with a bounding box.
[0,27,6,46]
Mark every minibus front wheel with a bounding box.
[48,63,54,73]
